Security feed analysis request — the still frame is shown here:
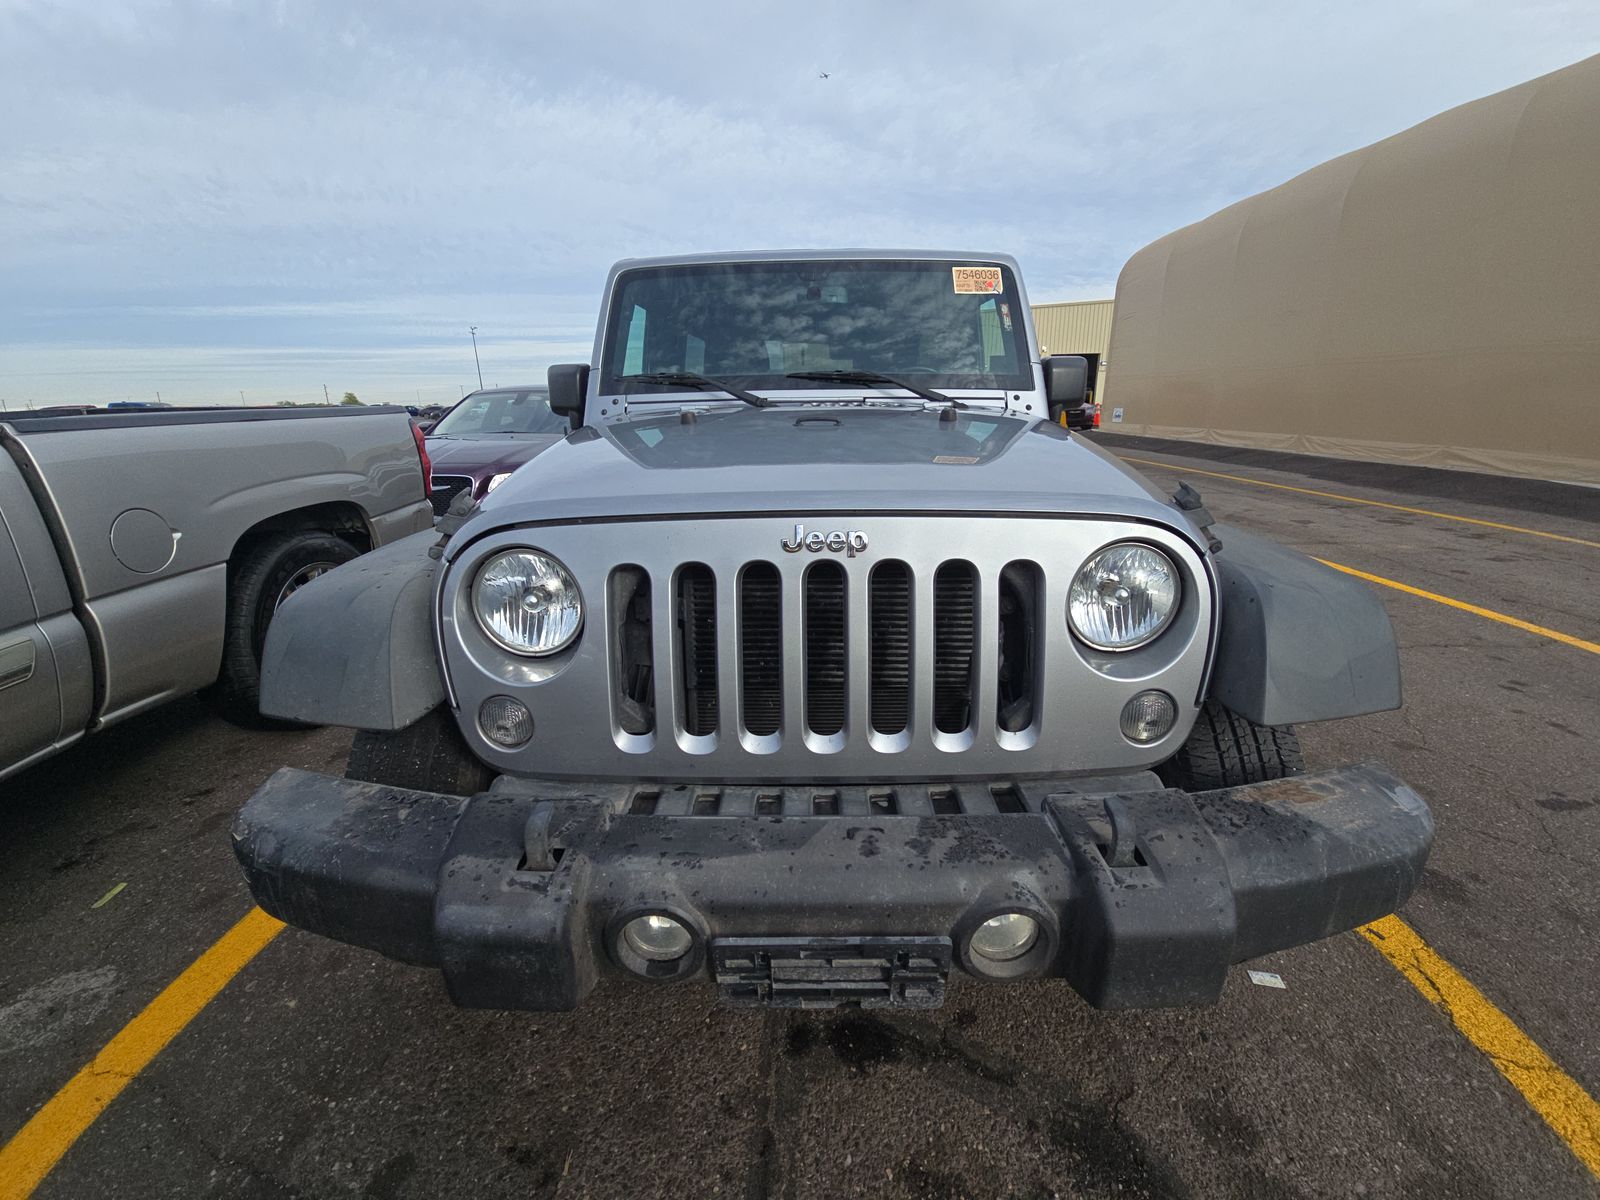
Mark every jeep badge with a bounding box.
[780,524,869,556]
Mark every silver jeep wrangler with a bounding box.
[234,250,1431,1011]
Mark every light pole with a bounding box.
[469,326,484,391]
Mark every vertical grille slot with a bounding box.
[677,564,718,737]
[997,561,1042,734]
[740,564,783,736]
[932,562,977,734]
[607,566,655,735]
[804,563,847,736]
[869,562,911,735]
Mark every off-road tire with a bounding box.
[207,530,359,728]
[1156,700,1305,792]
[345,707,494,796]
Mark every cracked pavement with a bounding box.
[2,441,1597,1198]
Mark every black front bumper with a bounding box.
[232,765,1432,1011]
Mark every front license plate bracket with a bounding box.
[710,935,952,1009]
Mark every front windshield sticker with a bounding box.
[952,266,1003,294]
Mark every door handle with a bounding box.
[0,639,36,691]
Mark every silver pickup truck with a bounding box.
[236,250,1432,1013]
[0,405,432,781]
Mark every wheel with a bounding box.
[206,530,359,727]
[345,707,494,796]
[1156,700,1305,792]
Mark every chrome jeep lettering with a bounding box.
[780,524,869,556]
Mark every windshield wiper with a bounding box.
[784,370,967,409]
[631,372,770,408]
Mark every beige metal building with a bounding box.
[1031,300,1114,406]
[1102,54,1600,486]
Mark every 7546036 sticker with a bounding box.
[952,266,1003,294]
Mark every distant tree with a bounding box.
[340,391,362,406]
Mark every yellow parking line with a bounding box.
[1119,455,1600,550]
[1316,559,1600,656]
[0,907,283,1200]
[1362,916,1600,1178]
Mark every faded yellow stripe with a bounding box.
[0,907,283,1199]
[1316,559,1600,656]
[1119,455,1600,550]
[1362,916,1600,1178]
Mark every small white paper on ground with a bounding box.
[1247,970,1287,990]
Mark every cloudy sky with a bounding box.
[2,1,1595,408]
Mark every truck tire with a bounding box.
[1156,700,1305,792]
[208,530,360,728]
[345,707,494,796]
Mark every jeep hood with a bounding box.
[450,406,1198,553]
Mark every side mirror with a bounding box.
[547,363,590,428]
[417,420,435,434]
[1044,356,1088,410]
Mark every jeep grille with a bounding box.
[441,515,1213,782]
[609,557,1041,749]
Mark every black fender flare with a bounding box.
[1206,524,1401,726]
[259,530,443,730]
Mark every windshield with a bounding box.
[599,259,1033,399]
[430,388,565,437]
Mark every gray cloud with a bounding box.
[1,0,1596,404]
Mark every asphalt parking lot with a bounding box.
[3,439,1598,1199]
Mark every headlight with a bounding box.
[472,549,583,656]
[1068,543,1179,650]
[485,471,514,493]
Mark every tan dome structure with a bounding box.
[1104,54,1600,486]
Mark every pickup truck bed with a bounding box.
[0,405,432,781]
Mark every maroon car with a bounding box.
[424,386,567,516]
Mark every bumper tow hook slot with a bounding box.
[1102,795,1139,868]
[523,806,559,871]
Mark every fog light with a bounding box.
[1120,690,1177,744]
[622,914,693,962]
[479,696,533,748]
[969,913,1039,963]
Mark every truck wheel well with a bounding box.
[228,501,373,568]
